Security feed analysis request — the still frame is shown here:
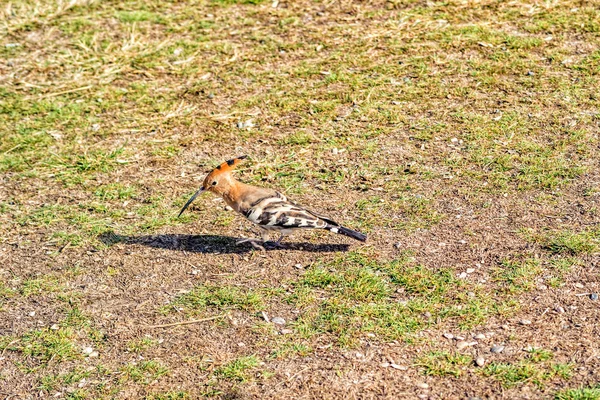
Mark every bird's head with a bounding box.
[178,155,247,217]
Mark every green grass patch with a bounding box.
[214,355,260,382]
[120,360,169,385]
[544,230,599,255]
[127,337,160,353]
[39,367,91,392]
[2,327,80,367]
[287,252,508,346]
[166,284,265,314]
[146,392,189,400]
[492,257,542,293]
[94,183,138,201]
[20,276,63,297]
[555,385,600,400]
[417,351,472,377]
[484,355,573,388]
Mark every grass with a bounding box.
[120,360,170,384]
[492,257,543,293]
[484,349,573,389]
[1,0,599,397]
[214,355,261,382]
[127,337,160,353]
[286,252,514,346]
[417,351,472,377]
[555,386,600,400]
[544,230,600,255]
[39,367,91,392]
[166,284,266,315]
[2,327,80,368]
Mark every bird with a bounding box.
[178,156,367,250]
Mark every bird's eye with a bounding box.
[212,181,217,186]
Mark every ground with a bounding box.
[1,0,600,399]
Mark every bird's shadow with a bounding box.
[99,232,350,254]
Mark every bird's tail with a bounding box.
[326,225,367,242]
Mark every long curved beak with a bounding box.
[178,187,204,217]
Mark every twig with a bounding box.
[146,315,221,329]
[35,85,93,99]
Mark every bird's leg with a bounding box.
[267,232,287,249]
[236,229,269,251]
[275,233,286,244]
[235,237,266,251]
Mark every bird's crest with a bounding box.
[213,155,247,174]
[205,155,247,182]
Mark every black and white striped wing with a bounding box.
[244,195,329,229]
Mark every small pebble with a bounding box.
[474,333,485,340]
[50,324,59,330]
[83,347,94,355]
[520,319,532,325]
[207,93,215,99]
[271,317,286,325]
[280,329,293,334]
[416,383,429,389]
[501,324,509,330]
[590,293,598,301]
[294,263,303,269]
[554,306,565,313]
[455,336,465,341]
[443,333,454,339]
[475,356,485,367]
[424,312,432,318]
[574,283,584,288]
[527,71,535,76]
[466,268,476,274]
[89,351,99,358]
[390,363,407,370]
[458,272,468,279]
[456,341,468,350]
[457,341,478,350]
[491,345,504,353]
[28,311,35,317]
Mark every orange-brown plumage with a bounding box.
[179,156,367,249]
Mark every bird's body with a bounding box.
[179,156,367,248]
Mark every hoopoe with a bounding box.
[178,156,367,249]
